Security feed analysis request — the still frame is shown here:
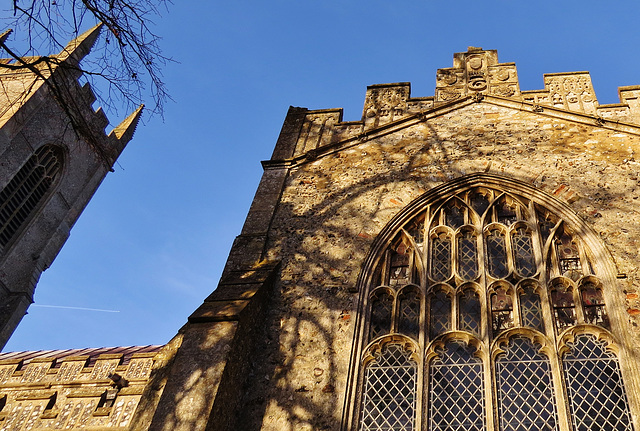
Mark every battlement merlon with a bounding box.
[0,24,143,166]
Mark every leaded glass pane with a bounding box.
[457,232,478,280]
[444,203,465,229]
[491,287,513,335]
[398,289,420,340]
[431,235,452,282]
[496,337,559,431]
[487,230,508,279]
[361,345,417,431]
[390,243,411,286]
[563,335,634,431]
[519,288,544,331]
[429,341,485,431]
[429,291,451,339]
[581,284,609,328]
[369,291,393,340]
[551,284,576,331]
[405,217,424,251]
[538,213,555,244]
[459,290,481,336]
[512,228,536,277]
[497,199,518,226]
[556,230,582,281]
[470,192,490,218]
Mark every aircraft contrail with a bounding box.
[32,305,120,313]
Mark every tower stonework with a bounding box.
[5,47,640,431]
[0,25,143,347]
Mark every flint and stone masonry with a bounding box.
[3,46,640,431]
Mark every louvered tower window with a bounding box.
[354,178,636,431]
[0,145,62,250]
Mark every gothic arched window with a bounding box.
[352,177,637,431]
[0,145,63,250]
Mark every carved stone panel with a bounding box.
[619,87,640,122]
[57,361,85,382]
[435,48,521,102]
[88,359,119,380]
[362,84,410,130]
[0,364,18,383]
[20,362,51,383]
[125,358,153,379]
[544,73,598,114]
[488,65,520,98]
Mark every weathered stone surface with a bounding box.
[6,46,640,431]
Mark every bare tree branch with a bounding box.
[1,0,171,117]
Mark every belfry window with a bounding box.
[354,180,636,431]
[0,145,62,250]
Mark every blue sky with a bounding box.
[4,1,640,351]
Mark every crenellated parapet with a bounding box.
[0,25,143,168]
[0,346,161,429]
[523,72,598,114]
[282,47,640,162]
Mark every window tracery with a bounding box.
[354,179,635,431]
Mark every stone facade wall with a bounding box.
[247,106,640,430]
[8,46,640,431]
[214,47,640,430]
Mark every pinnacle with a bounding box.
[56,23,103,66]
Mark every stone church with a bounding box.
[2,26,640,431]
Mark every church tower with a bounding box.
[0,25,143,348]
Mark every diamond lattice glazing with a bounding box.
[429,292,451,338]
[360,345,417,431]
[563,335,634,431]
[369,292,393,340]
[459,290,481,335]
[429,341,485,431]
[431,237,452,281]
[487,231,508,278]
[519,290,544,331]
[457,234,478,280]
[398,290,420,340]
[496,337,559,431]
[512,230,536,277]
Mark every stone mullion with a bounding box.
[548,347,573,431]
[572,283,586,324]
[486,348,499,431]
[478,212,497,431]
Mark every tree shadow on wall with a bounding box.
[154,114,640,431]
